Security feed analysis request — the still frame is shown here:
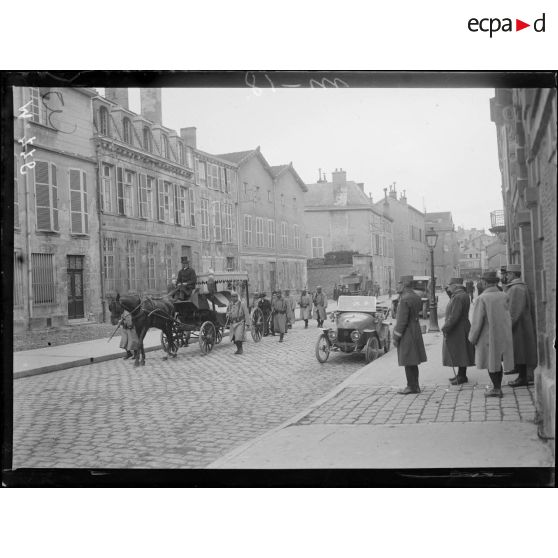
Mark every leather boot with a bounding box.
[509,364,528,387]
[412,367,421,393]
[234,341,243,355]
[304,320,308,328]
[485,371,503,397]
[449,367,468,385]
[123,350,133,360]
[398,367,419,394]
[279,333,284,343]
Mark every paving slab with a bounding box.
[208,422,554,469]
[13,329,162,379]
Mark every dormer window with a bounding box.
[161,134,169,158]
[143,126,152,152]
[99,106,109,135]
[122,117,132,144]
[178,143,185,165]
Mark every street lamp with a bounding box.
[425,227,440,332]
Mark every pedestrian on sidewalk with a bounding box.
[312,286,327,327]
[465,279,475,302]
[299,288,312,328]
[393,276,427,394]
[441,278,475,385]
[504,264,537,387]
[272,291,288,342]
[226,291,250,355]
[468,270,514,397]
[119,309,139,359]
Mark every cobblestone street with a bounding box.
[13,321,365,469]
[295,384,536,425]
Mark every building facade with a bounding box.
[490,87,556,448]
[375,184,427,281]
[424,212,460,287]
[13,86,102,331]
[93,88,241,319]
[218,148,308,296]
[304,169,395,295]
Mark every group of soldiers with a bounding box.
[393,264,537,397]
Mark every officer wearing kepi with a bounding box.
[392,276,427,394]
[175,256,197,300]
[441,277,475,385]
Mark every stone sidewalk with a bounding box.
[209,314,554,469]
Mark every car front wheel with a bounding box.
[315,334,330,363]
[364,335,381,363]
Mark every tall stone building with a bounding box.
[304,169,394,295]
[218,147,308,296]
[375,184,427,281]
[490,87,556,448]
[13,86,102,331]
[93,88,240,317]
[424,211,460,287]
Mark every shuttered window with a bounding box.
[32,253,56,304]
[103,237,116,293]
[14,155,20,228]
[126,240,139,291]
[220,167,226,192]
[188,188,196,226]
[101,164,114,213]
[116,167,125,215]
[34,161,58,232]
[256,217,264,247]
[122,117,132,144]
[207,163,219,189]
[147,242,157,289]
[294,225,300,249]
[311,237,324,258]
[201,198,210,241]
[223,203,232,243]
[69,169,88,234]
[14,251,24,307]
[157,180,172,222]
[29,87,48,125]
[267,219,275,248]
[213,201,222,241]
[175,185,187,226]
[244,214,252,246]
[281,221,288,249]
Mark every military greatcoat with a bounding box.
[505,279,537,366]
[299,294,312,320]
[468,286,514,372]
[312,291,327,321]
[227,299,250,342]
[393,288,427,366]
[441,286,475,367]
[272,297,288,334]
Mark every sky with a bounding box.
[122,87,502,231]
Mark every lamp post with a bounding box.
[425,227,440,332]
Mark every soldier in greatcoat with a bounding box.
[299,289,312,328]
[441,278,475,385]
[284,289,296,329]
[257,293,272,336]
[504,264,537,387]
[392,276,427,394]
[272,291,288,342]
[468,270,514,397]
[312,286,327,327]
[226,291,250,355]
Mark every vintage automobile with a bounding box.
[390,275,437,319]
[315,295,391,364]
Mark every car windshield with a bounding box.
[336,296,377,312]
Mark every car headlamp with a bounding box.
[328,330,337,341]
[350,330,360,342]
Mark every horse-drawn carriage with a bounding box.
[109,271,265,365]
[161,271,265,356]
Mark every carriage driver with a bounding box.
[175,256,197,300]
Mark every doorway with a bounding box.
[67,255,85,319]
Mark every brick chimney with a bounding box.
[140,88,162,125]
[332,168,347,185]
[180,127,197,148]
[105,88,129,109]
[357,182,365,191]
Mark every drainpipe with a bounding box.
[96,143,106,323]
[22,105,34,328]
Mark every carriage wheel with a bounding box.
[315,334,330,364]
[250,307,264,342]
[161,329,178,356]
[364,335,381,363]
[215,328,223,345]
[199,321,216,354]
